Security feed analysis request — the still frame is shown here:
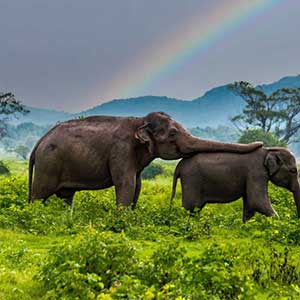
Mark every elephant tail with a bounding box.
[170,164,180,209]
[27,122,62,204]
[28,148,35,204]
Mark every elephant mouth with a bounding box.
[181,152,194,158]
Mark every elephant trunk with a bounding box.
[292,183,300,218]
[179,135,263,155]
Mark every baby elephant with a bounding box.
[171,147,300,222]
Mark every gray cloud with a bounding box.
[0,0,299,112]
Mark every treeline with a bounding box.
[0,123,239,158]
[1,122,300,159]
[0,122,50,159]
[190,125,239,142]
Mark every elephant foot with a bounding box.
[263,207,279,219]
[258,203,278,219]
[242,209,256,223]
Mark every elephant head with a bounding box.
[135,112,263,160]
[264,147,300,217]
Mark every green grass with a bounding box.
[0,160,300,299]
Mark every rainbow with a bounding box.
[98,0,282,101]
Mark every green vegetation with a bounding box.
[142,162,164,180]
[0,161,9,175]
[0,92,29,140]
[190,125,239,142]
[0,123,49,156]
[238,128,287,147]
[0,161,300,299]
[14,145,31,160]
[229,81,300,144]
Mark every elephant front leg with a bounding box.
[111,161,137,207]
[246,179,278,219]
[242,195,256,223]
[110,146,138,207]
[113,174,136,207]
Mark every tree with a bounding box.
[141,163,164,180]
[229,81,281,132]
[14,145,30,160]
[229,82,300,144]
[271,88,300,143]
[0,92,29,139]
[189,125,239,142]
[238,129,286,147]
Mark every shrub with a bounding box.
[238,128,286,147]
[37,229,137,299]
[141,163,164,180]
[0,161,10,175]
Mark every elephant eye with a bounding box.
[169,128,178,138]
[290,168,297,174]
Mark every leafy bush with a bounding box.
[37,229,137,299]
[0,160,10,175]
[38,232,252,300]
[39,232,300,300]
[141,163,164,180]
[238,128,286,147]
[2,161,300,299]
[0,176,27,209]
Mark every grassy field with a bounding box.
[1,160,300,299]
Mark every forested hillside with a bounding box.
[11,75,300,128]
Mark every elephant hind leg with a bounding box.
[56,188,75,206]
[31,173,58,203]
[181,178,202,212]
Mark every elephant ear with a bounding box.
[264,151,282,176]
[134,123,154,154]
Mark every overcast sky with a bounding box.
[0,0,299,112]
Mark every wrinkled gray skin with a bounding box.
[171,147,300,222]
[28,112,263,207]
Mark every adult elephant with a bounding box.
[28,112,262,207]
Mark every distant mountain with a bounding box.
[12,75,300,128]
[76,88,244,128]
[80,96,188,119]
[12,106,72,126]
[258,75,300,94]
[77,74,300,127]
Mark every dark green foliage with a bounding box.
[0,161,10,175]
[189,125,239,142]
[14,145,30,160]
[1,161,300,299]
[271,88,300,142]
[0,92,29,139]
[238,128,287,147]
[0,122,50,154]
[37,232,300,299]
[141,162,164,180]
[229,81,300,144]
[0,93,29,116]
[37,229,136,299]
